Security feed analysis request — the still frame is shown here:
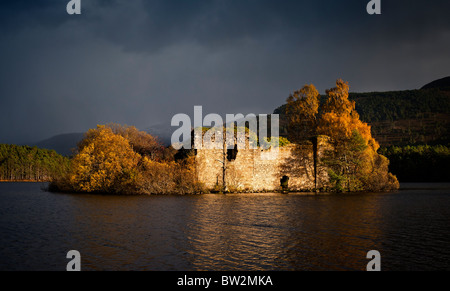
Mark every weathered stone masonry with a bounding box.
[195,136,329,192]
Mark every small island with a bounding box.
[3,78,450,195]
[46,79,400,195]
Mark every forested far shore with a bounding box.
[380,144,450,182]
[1,144,450,187]
[0,144,69,182]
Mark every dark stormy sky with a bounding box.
[1,0,449,144]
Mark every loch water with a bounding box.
[0,182,449,271]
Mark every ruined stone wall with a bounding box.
[195,138,329,192]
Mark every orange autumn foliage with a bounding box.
[50,124,205,195]
[286,84,320,143]
[287,79,399,192]
[318,79,379,152]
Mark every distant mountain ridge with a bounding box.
[32,133,84,156]
[145,123,173,146]
[421,76,450,91]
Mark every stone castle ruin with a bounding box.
[192,128,329,193]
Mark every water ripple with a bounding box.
[1,183,450,270]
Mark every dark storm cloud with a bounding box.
[0,0,449,144]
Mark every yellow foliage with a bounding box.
[137,154,204,195]
[69,125,141,194]
[49,124,205,195]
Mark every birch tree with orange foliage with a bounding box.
[287,79,399,192]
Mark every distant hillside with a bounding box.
[350,88,450,146]
[421,76,450,91]
[274,77,450,147]
[33,133,84,156]
[146,123,172,146]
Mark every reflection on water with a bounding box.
[0,183,449,271]
[185,194,384,271]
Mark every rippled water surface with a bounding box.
[0,183,449,271]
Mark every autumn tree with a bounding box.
[286,84,320,144]
[137,153,203,195]
[285,84,321,189]
[318,79,398,191]
[286,79,399,192]
[50,124,204,195]
[107,123,165,160]
[69,125,141,194]
[318,80,379,151]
